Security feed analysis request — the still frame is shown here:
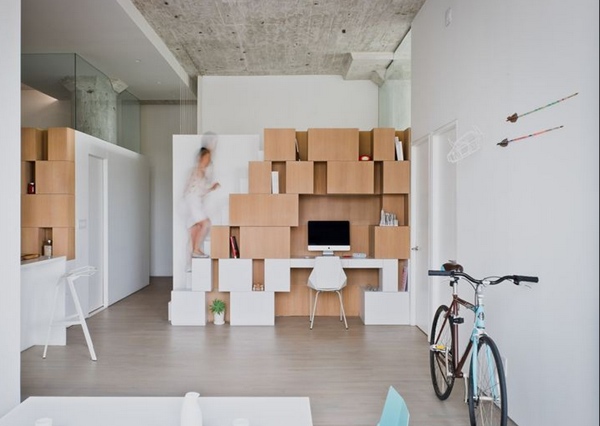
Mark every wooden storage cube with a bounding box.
[47,127,75,161]
[264,128,296,161]
[21,227,45,256]
[21,128,45,161]
[51,227,75,260]
[248,161,272,194]
[327,161,374,194]
[371,226,410,259]
[239,227,290,259]
[350,224,370,255]
[35,161,75,194]
[382,194,409,226]
[286,161,314,194]
[382,161,410,194]
[21,194,75,228]
[210,226,231,259]
[229,194,299,226]
[307,128,359,161]
[372,128,396,160]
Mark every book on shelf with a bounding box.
[400,263,409,291]
[271,171,279,194]
[395,137,404,161]
[229,236,239,258]
[294,138,301,161]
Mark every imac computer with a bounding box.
[307,220,350,256]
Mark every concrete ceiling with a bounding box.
[21,0,422,101]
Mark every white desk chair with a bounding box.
[43,266,98,361]
[307,256,348,329]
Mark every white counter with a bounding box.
[20,256,67,351]
[0,396,314,426]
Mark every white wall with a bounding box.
[141,104,181,276]
[21,89,71,128]
[0,0,21,415]
[200,75,379,137]
[412,1,599,425]
[75,132,151,306]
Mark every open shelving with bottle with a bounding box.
[21,127,76,260]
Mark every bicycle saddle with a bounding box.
[442,261,463,272]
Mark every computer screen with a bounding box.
[307,220,350,255]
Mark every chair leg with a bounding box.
[67,276,97,361]
[310,291,320,329]
[336,290,348,329]
[42,277,62,359]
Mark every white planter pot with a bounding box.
[213,311,225,325]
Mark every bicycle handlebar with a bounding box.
[428,269,539,285]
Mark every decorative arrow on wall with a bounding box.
[506,92,578,123]
[497,125,564,147]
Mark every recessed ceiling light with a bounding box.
[135,59,142,63]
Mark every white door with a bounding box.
[88,155,106,314]
[411,134,431,334]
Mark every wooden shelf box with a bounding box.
[382,161,410,194]
[21,194,75,228]
[248,161,272,194]
[239,227,291,259]
[47,127,75,161]
[210,226,232,259]
[285,161,314,194]
[307,128,359,161]
[372,128,396,161]
[229,194,299,227]
[327,161,374,194]
[35,161,75,194]
[21,128,45,161]
[264,128,296,161]
[371,226,410,259]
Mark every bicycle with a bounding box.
[428,262,538,426]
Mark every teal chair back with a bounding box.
[377,386,410,426]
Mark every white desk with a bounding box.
[0,396,313,426]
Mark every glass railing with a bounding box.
[22,53,141,153]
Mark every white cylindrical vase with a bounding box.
[180,391,203,426]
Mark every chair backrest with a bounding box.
[377,386,410,426]
[308,256,347,291]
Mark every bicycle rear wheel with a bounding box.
[429,304,455,400]
[468,335,507,426]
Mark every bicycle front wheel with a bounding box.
[429,304,455,400]
[468,335,507,426]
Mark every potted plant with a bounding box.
[209,298,226,325]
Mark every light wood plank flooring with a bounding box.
[21,277,514,426]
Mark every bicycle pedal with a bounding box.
[430,344,446,352]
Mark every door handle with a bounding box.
[411,246,419,251]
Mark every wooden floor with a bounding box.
[21,277,513,426]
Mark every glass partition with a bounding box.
[22,53,141,153]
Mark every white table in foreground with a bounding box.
[0,396,313,426]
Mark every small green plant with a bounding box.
[209,298,226,315]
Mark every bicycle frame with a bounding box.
[436,277,485,380]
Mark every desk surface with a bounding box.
[0,396,313,426]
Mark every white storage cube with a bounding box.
[264,259,291,292]
[218,258,252,292]
[230,292,275,326]
[170,290,206,326]
[359,288,409,325]
[379,259,399,292]
[191,257,212,291]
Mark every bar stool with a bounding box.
[43,266,98,361]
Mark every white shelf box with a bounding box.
[359,288,409,325]
[170,290,206,326]
[379,259,399,292]
[218,259,252,292]
[264,259,291,292]
[191,258,212,292]
[230,292,275,326]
